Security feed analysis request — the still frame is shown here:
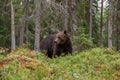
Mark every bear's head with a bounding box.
[54,30,69,45]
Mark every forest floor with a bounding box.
[0,47,120,80]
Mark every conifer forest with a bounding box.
[0,0,120,80]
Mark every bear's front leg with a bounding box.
[52,43,57,58]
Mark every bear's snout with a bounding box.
[54,38,60,44]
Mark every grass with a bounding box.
[0,48,120,80]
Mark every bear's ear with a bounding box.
[63,30,67,34]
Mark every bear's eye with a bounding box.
[60,39,64,42]
[58,37,60,39]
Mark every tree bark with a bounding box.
[100,0,103,47]
[83,0,86,21]
[19,0,29,46]
[116,21,119,51]
[89,0,93,39]
[24,0,29,44]
[116,0,120,51]
[63,0,68,31]
[71,0,77,35]
[34,0,41,51]
[11,0,16,50]
[19,0,24,46]
[108,0,113,49]
[19,17,25,46]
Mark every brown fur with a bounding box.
[40,30,72,58]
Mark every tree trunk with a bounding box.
[83,0,86,21]
[89,0,93,39]
[19,17,25,46]
[116,21,119,51]
[63,0,68,31]
[116,1,120,51]
[100,0,103,47]
[108,0,113,49]
[11,0,16,50]
[19,0,29,46]
[24,0,29,44]
[71,0,77,35]
[34,0,41,51]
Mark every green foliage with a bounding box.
[0,60,50,80]
[46,48,120,80]
[73,27,94,52]
[103,48,116,55]
[0,48,120,80]
[76,0,99,47]
[0,48,51,80]
[0,13,11,48]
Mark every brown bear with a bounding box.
[40,30,72,58]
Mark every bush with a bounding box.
[73,27,94,52]
[0,48,120,80]
[0,48,52,80]
[103,48,116,55]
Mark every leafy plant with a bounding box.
[0,48,120,80]
[73,27,94,52]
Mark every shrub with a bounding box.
[73,27,94,52]
[0,48,52,80]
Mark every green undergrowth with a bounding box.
[0,48,120,80]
